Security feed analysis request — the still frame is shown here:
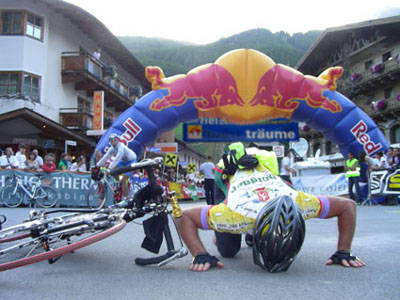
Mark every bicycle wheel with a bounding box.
[0,212,126,272]
[86,182,107,209]
[1,183,24,208]
[36,186,58,208]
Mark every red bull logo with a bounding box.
[351,120,382,154]
[145,50,344,123]
[147,65,244,112]
[119,118,142,146]
[249,65,343,114]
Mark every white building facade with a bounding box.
[0,0,149,154]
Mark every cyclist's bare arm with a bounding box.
[175,207,224,272]
[323,196,365,268]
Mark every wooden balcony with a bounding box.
[59,108,93,130]
[358,96,400,122]
[61,52,133,111]
[338,59,400,98]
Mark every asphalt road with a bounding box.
[1,202,400,300]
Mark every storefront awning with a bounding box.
[0,108,96,149]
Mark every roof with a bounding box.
[296,15,400,75]
[175,138,207,159]
[40,0,151,92]
[0,108,96,147]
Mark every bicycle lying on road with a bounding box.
[0,157,187,272]
[0,173,58,208]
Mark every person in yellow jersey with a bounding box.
[345,152,363,204]
[174,142,365,272]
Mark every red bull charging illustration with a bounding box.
[95,49,388,158]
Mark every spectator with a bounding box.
[70,155,87,172]
[15,145,27,169]
[358,150,374,202]
[32,149,43,168]
[89,150,102,169]
[66,153,72,169]
[280,149,295,184]
[42,154,57,173]
[199,156,215,205]
[0,147,19,169]
[58,152,69,170]
[344,152,363,204]
[25,151,41,171]
[386,147,394,167]
[374,151,388,169]
[391,147,400,168]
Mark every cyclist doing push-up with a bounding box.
[175,142,365,272]
[94,133,137,202]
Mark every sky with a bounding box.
[65,0,400,45]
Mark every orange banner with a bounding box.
[93,90,104,130]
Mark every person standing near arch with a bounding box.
[200,156,215,205]
[345,152,363,204]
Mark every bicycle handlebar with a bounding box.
[109,157,163,177]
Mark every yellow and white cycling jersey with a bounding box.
[206,166,322,234]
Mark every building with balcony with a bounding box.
[297,15,400,158]
[0,0,150,156]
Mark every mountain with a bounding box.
[119,28,322,77]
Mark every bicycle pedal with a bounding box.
[158,247,188,267]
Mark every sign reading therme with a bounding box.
[93,91,104,130]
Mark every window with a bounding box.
[0,73,19,95]
[0,71,40,101]
[325,141,332,155]
[364,60,373,70]
[382,51,392,62]
[22,73,40,100]
[1,11,23,34]
[26,13,42,39]
[384,87,393,99]
[78,97,91,113]
[390,125,400,144]
[0,11,43,41]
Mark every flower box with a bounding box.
[351,73,361,81]
[371,63,384,73]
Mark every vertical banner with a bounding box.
[93,90,104,130]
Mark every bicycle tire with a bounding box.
[0,215,126,272]
[36,186,58,208]
[1,183,24,208]
[86,182,107,209]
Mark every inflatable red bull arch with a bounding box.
[95,49,389,158]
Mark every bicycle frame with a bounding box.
[14,177,38,200]
[1,158,187,271]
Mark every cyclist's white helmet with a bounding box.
[109,133,120,141]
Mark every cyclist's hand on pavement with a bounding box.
[189,253,224,272]
[326,250,365,268]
